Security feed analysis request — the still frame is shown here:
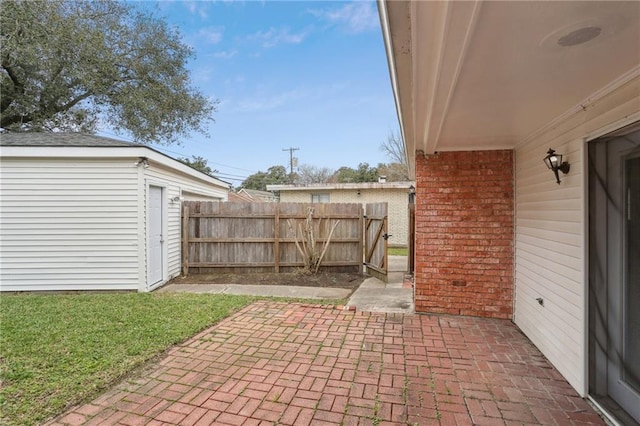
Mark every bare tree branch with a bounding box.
[380,131,409,171]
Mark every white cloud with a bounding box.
[212,50,238,59]
[227,83,351,114]
[230,89,308,113]
[185,1,208,19]
[198,27,224,44]
[309,2,379,34]
[248,27,307,48]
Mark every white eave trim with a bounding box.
[516,65,640,149]
[378,0,413,178]
[0,145,230,190]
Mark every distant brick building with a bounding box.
[267,181,414,247]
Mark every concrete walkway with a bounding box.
[157,283,352,300]
[49,302,605,426]
[346,255,414,314]
[159,256,414,315]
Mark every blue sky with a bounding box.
[112,0,399,185]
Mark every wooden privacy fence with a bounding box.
[182,202,364,274]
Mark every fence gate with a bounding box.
[364,202,388,282]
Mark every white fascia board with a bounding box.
[0,145,230,190]
[378,0,413,178]
[267,182,415,191]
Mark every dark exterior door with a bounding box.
[589,124,640,425]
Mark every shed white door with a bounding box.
[148,185,164,287]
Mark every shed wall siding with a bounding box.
[513,75,640,394]
[143,165,228,282]
[0,158,140,291]
[279,189,410,246]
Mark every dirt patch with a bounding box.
[169,271,367,291]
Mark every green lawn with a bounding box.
[388,247,408,256]
[0,293,264,425]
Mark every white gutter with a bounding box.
[377,0,414,178]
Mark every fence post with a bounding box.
[358,204,364,274]
[182,206,190,276]
[274,204,280,273]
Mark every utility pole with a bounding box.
[282,147,299,183]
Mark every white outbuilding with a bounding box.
[0,132,229,292]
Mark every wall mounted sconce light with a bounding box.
[134,157,149,168]
[543,148,570,184]
[170,196,183,204]
[409,185,416,204]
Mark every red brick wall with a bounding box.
[414,150,514,319]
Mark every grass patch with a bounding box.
[0,292,260,425]
[388,247,408,256]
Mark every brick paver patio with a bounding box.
[49,302,605,425]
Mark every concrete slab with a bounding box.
[157,283,352,300]
[349,255,414,313]
[346,277,414,313]
[388,254,408,272]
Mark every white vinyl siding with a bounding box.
[514,74,640,395]
[0,148,229,293]
[0,158,140,291]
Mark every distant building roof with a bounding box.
[228,191,254,202]
[267,181,414,191]
[239,188,277,198]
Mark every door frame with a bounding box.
[587,120,640,425]
[146,182,168,291]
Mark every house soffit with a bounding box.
[386,0,640,155]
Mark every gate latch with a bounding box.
[383,233,392,240]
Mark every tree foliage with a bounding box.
[332,162,378,183]
[295,164,334,184]
[240,165,288,191]
[379,131,409,178]
[1,0,216,144]
[377,162,410,181]
[178,156,217,177]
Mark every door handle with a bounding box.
[383,233,392,240]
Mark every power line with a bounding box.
[97,130,258,174]
[282,147,299,183]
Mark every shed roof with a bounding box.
[0,132,145,147]
[0,132,230,189]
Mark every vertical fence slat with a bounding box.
[358,204,364,274]
[182,206,190,276]
[274,204,280,273]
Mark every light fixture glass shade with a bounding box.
[543,148,570,184]
[543,149,561,170]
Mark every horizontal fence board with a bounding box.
[188,237,361,243]
[188,213,361,219]
[189,261,361,268]
[182,202,364,274]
